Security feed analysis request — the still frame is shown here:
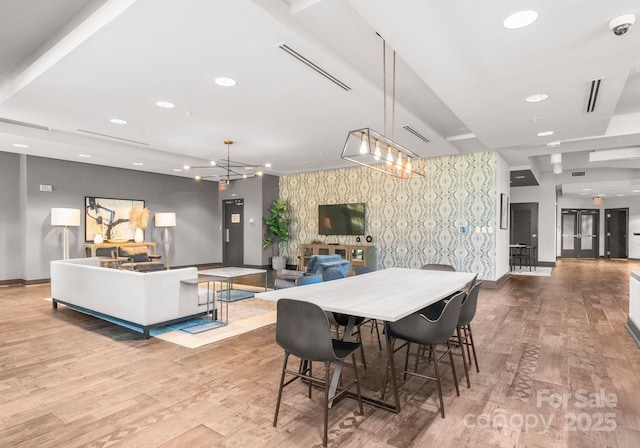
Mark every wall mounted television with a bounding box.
[318,203,365,235]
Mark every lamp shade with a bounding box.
[155,212,176,227]
[51,208,81,226]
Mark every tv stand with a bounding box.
[298,243,376,275]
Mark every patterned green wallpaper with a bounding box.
[280,152,498,279]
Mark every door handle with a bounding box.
[225,229,229,243]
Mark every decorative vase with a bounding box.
[272,255,287,271]
[94,234,104,244]
[134,228,144,243]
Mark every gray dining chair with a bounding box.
[382,291,464,418]
[353,265,372,275]
[273,298,363,447]
[421,263,456,271]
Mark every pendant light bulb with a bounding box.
[405,158,412,175]
[374,141,381,160]
[386,147,394,165]
[359,133,368,154]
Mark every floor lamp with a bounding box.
[154,212,176,269]
[51,208,81,260]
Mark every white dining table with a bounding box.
[255,267,476,412]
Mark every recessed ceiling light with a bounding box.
[78,154,92,158]
[12,143,29,148]
[617,194,625,197]
[503,10,539,29]
[110,118,127,124]
[583,188,592,191]
[173,168,182,172]
[537,131,554,137]
[526,93,548,103]
[547,141,561,147]
[132,162,144,166]
[515,175,525,179]
[265,163,272,168]
[215,77,237,87]
[156,101,175,108]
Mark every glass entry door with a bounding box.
[561,209,598,258]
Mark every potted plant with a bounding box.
[263,198,291,270]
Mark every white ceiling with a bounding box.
[1,0,640,198]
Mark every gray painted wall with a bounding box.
[0,152,22,280]
[218,174,279,266]
[1,153,220,281]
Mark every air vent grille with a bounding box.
[571,171,586,177]
[279,44,351,91]
[402,125,430,143]
[586,79,602,113]
[76,129,149,146]
[0,117,49,131]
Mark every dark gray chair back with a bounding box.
[421,263,456,271]
[322,269,344,281]
[276,299,337,362]
[459,282,481,326]
[385,291,464,345]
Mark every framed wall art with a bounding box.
[84,197,145,242]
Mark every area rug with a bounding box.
[510,266,552,277]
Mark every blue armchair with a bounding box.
[274,254,351,289]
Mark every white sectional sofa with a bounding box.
[51,258,209,338]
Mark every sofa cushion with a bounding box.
[118,246,149,262]
[306,254,342,274]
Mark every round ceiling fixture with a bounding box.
[110,118,127,124]
[503,10,539,29]
[215,77,237,87]
[537,130,554,137]
[526,93,548,103]
[156,101,175,108]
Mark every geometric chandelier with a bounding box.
[184,140,270,184]
[341,37,425,179]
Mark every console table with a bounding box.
[298,243,376,275]
[84,241,157,258]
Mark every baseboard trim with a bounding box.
[537,261,556,267]
[626,317,640,349]
[0,278,50,286]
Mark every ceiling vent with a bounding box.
[402,125,430,143]
[586,79,602,113]
[76,129,149,146]
[278,44,352,92]
[0,117,49,131]
[571,171,586,177]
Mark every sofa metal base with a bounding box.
[52,298,208,339]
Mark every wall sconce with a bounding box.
[51,208,81,259]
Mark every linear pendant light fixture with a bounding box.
[184,140,268,183]
[341,38,425,179]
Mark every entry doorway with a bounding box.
[605,208,628,258]
[510,202,539,259]
[223,199,244,267]
[560,209,598,258]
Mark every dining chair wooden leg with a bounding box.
[403,342,412,380]
[273,352,290,426]
[323,361,330,448]
[467,323,479,373]
[447,340,460,397]
[431,344,445,418]
[351,353,364,415]
[463,325,473,367]
[456,327,471,388]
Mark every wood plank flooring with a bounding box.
[1,259,640,447]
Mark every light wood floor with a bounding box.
[1,259,640,447]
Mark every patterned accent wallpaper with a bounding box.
[279,152,498,279]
